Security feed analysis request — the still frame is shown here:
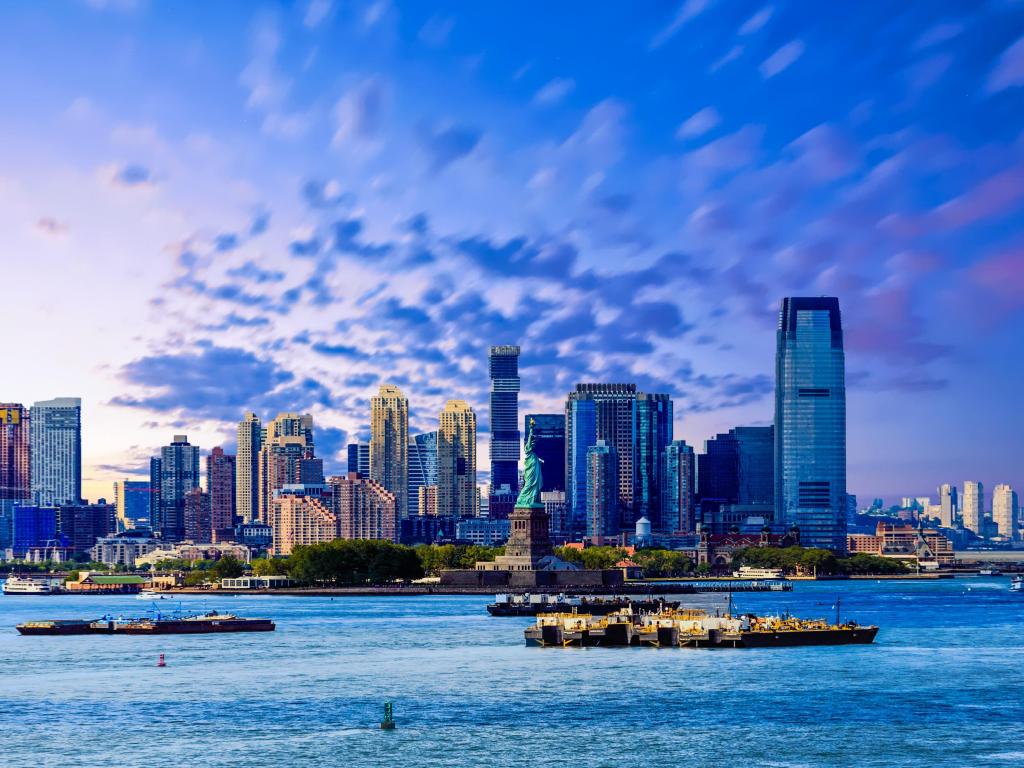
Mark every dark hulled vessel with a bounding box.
[16,611,275,636]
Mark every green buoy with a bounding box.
[380,701,396,730]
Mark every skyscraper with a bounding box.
[114,480,151,531]
[408,431,438,518]
[566,383,637,533]
[437,400,477,518]
[183,487,211,542]
[586,440,619,541]
[207,447,236,538]
[236,412,262,524]
[488,345,521,494]
[29,397,81,506]
[370,384,409,519]
[331,473,399,543]
[634,393,673,530]
[524,414,565,492]
[662,440,696,533]
[699,427,774,507]
[154,435,201,541]
[993,484,1018,540]
[774,297,847,552]
[938,483,958,528]
[258,415,321,523]
[962,481,983,535]
[346,442,370,478]
[0,404,30,549]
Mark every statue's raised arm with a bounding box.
[515,418,544,508]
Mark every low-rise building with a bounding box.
[65,572,146,593]
[134,541,252,568]
[456,517,510,546]
[90,531,164,567]
[220,575,293,589]
[847,522,955,567]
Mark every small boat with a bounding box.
[979,568,1003,577]
[1011,575,1023,593]
[137,590,169,600]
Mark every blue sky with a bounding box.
[1,0,1023,504]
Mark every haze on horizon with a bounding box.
[1,0,1022,505]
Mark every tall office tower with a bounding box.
[566,384,637,533]
[270,489,339,556]
[992,484,1017,540]
[524,414,566,492]
[699,426,774,507]
[56,500,116,556]
[267,412,315,446]
[634,393,674,530]
[236,413,262,524]
[774,297,847,552]
[114,480,151,530]
[207,447,236,538]
[437,400,477,518]
[488,345,521,495]
[29,397,81,506]
[154,435,201,541]
[542,490,569,541]
[330,473,399,543]
[149,457,162,532]
[0,404,30,549]
[938,483,959,528]
[407,431,438,518]
[183,488,211,542]
[962,481,984,535]
[586,440,619,541]
[370,384,409,519]
[258,437,319,523]
[662,440,696,533]
[346,442,370,478]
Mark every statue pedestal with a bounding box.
[490,503,552,571]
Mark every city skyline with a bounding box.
[2,2,1023,503]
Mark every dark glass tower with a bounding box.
[488,345,520,495]
[775,297,847,552]
[634,393,673,530]
[524,414,565,492]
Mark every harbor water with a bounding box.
[1,578,1022,767]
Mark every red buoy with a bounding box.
[157,653,166,667]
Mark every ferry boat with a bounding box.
[524,607,878,649]
[487,593,682,617]
[732,566,786,580]
[2,576,62,595]
[16,610,275,636]
[1011,575,1023,593]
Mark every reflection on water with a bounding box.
[1,578,1022,768]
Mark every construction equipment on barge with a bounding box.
[524,607,878,649]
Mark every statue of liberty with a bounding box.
[515,418,544,508]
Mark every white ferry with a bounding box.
[732,566,786,580]
[2,575,63,595]
[1011,575,1023,594]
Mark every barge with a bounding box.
[525,608,878,649]
[488,593,682,617]
[16,611,275,636]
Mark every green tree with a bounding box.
[251,557,290,576]
[211,555,245,581]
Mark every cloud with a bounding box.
[968,247,1024,310]
[418,15,454,47]
[932,165,1024,230]
[417,121,482,171]
[227,260,285,284]
[649,0,709,50]
[333,77,388,145]
[303,0,332,28]
[987,34,1024,93]
[739,7,773,36]
[913,21,962,51]
[760,40,804,78]
[533,78,575,106]
[710,45,743,72]
[676,106,720,139]
[108,163,154,187]
[35,217,69,237]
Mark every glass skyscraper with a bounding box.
[30,397,82,506]
[661,440,695,533]
[774,297,847,551]
[488,345,520,495]
[523,414,565,492]
[586,440,619,540]
[408,431,438,518]
[153,434,201,541]
[634,393,673,530]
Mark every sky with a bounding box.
[1,0,1022,506]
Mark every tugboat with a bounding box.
[487,593,682,617]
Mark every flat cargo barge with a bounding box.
[16,612,275,636]
[488,594,683,617]
[525,608,878,649]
